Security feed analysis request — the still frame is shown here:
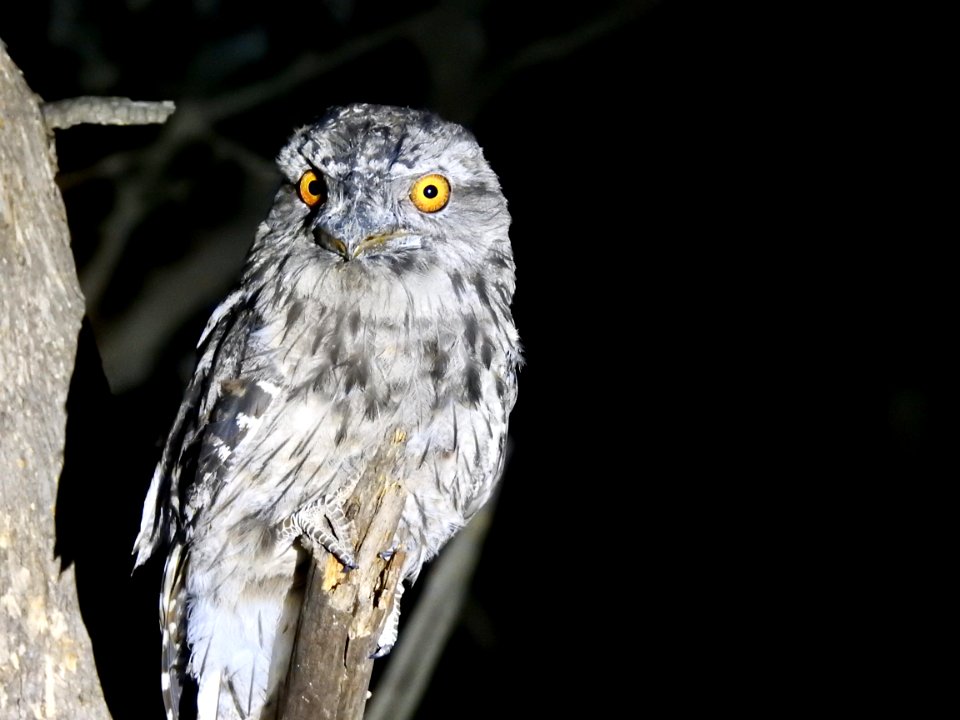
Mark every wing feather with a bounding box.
[133,290,246,566]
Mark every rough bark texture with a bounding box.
[280,438,409,720]
[365,503,494,720]
[0,42,110,719]
[41,97,176,130]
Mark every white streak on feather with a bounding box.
[198,290,244,347]
[256,380,281,397]
[235,413,261,432]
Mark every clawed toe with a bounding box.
[282,495,357,568]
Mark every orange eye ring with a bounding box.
[298,170,326,207]
[410,174,450,213]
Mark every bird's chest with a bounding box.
[268,304,430,426]
[237,305,468,489]
[188,296,513,576]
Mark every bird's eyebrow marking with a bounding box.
[298,138,341,175]
[298,138,320,161]
[388,136,404,165]
[292,153,322,176]
[387,132,417,171]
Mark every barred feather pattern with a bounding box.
[134,104,520,720]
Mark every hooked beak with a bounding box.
[314,229,417,260]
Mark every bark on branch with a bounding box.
[41,97,176,130]
[0,41,108,720]
[279,435,410,720]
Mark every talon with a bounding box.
[370,643,394,659]
[374,581,405,656]
[284,495,357,568]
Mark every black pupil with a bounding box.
[423,184,438,199]
[307,180,323,197]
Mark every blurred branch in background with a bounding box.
[40,0,658,392]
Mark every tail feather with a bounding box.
[161,542,188,719]
[161,536,304,719]
[197,669,230,720]
[178,545,303,719]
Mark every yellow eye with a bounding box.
[410,174,450,213]
[298,170,326,207]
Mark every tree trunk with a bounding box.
[0,41,111,719]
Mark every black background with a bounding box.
[0,1,946,716]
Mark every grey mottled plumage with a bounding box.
[133,104,520,720]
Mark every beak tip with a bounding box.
[314,228,351,259]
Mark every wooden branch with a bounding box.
[41,96,176,129]
[365,501,496,720]
[280,434,410,720]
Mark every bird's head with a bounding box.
[251,104,513,298]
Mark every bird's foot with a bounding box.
[371,581,404,658]
[282,496,357,569]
